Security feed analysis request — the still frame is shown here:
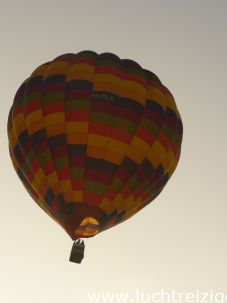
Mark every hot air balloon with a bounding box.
[7,51,183,263]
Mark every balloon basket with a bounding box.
[69,239,85,264]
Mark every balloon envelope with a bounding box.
[8,51,183,240]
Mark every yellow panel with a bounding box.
[27,119,43,134]
[14,121,25,137]
[44,112,65,127]
[131,136,150,154]
[113,194,135,213]
[122,80,146,95]
[52,182,62,196]
[30,179,40,194]
[124,195,136,211]
[94,74,146,94]
[25,109,43,126]
[164,93,178,113]
[31,63,50,77]
[93,80,121,97]
[161,153,171,171]
[164,91,181,119]
[87,145,106,159]
[66,121,88,132]
[167,161,177,176]
[121,87,146,105]
[148,86,166,109]
[32,168,45,192]
[8,129,17,147]
[43,61,69,78]
[35,168,45,182]
[93,80,146,105]
[146,149,160,167]
[127,145,144,164]
[60,179,72,192]
[39,178,49,195]
[67,132,87,144]
[88,134,109,148]
[13,112,24,126]
[66,64,95,81]
[122,200,141,221]
[112,194,123,210]
[105,149,124,164]
[167,149,176,164]
[128,196,138,211]
[46,123,65,137]
[153,140,166,159]
[99,197,113,215]
[73,191,83,202]
[107,138,128,153]
[47,172,58,186]
[64,191,74,202]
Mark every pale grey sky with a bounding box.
[1,1,227,302]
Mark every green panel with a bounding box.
[42,92,65,105]
[70,167,84,179]
[65,99,90,110]
[111,178,124,192]
[128,176,139,191]
[39,150,51,165]
[55,156,69,169]
[163,124,175,141]
[23,92,40,105]
[140,117,159,136]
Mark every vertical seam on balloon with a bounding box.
[154,111,183,192]
[64,54,77,203]
[62,56,75,202]
[112,65,150,212]
[81,51,99,206]
[125,90,182,217]
[10,82,55,218]
[114,71,168,221]
[39,58,69,206]
[64,52,97,204]
[21,72,60,204]
[140,116,178,206]
[92,53,122,199]
[100,65,166,224]
[99,61,149,221]
[144,94,183,202]
[22,75,59,216]
[11,81,42,193]
[112,67,152,219]
[22,64,65,216]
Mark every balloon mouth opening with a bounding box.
[74,216,100,238]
